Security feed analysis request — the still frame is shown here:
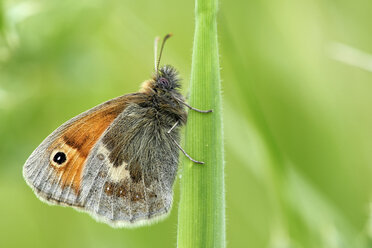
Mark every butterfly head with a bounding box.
[155,65,180,91]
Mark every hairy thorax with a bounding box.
[139,80,187,126]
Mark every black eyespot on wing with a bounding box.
[53,152,67,165]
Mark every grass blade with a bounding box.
[177,0,225,247]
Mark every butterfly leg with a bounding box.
[167,121,204,164]
[167,121,179,134]
[174,96,213,113]
[169,136,204,164]
[180,101,213,113]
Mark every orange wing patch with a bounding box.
[47,97,130,194]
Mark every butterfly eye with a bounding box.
[159,77,169,87]
[53,152,67,165]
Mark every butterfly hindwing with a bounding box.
[79,103,180,226]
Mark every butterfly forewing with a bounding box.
[23,92,180,226]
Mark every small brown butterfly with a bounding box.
[23,34,211,227]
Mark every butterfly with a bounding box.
[23,34,211,227]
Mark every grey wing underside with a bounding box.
[23,101,179,227]
[77,142,174,227]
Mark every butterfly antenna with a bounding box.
[154,36,160,72]
[156,33,172,77]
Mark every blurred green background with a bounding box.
[1,0,372,247]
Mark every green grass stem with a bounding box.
[177,0,225,247]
